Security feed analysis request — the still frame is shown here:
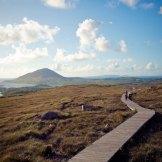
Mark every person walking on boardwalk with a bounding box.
[125,90,128,100]
[128,92,133,100]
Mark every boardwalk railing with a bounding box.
[68,93,155,162]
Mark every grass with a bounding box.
[0,84,134,162]
[110,83,162,162]
[129,84,162,162]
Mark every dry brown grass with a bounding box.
[110,83,162,162]
[129,84,162,162]
[0,84,133,162]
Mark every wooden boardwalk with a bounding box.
[68,93,155,162]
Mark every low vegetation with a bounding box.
[130,84,162,162]
[110,83,162,162]
[0,84,134,162]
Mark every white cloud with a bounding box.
[53,48,96,63]
[131,62,159,74]
[0,44,48,64]
[61,64,95,73]
[0,17,60,45]
[145,62,157,71]
[118,40,127,53]
[52,63,102,77]
[76,19,109,52]
[140,3,154,10]
[51,59,161,77]
[95,36,109,52]
[76,19,99,47]
[120,0,140,7]
[159,6,162,14]
[42,0,76,9]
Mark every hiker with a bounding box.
[125,90,128,100]
[128,92,133,101]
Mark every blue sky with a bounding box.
[0,0,162,78]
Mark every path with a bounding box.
[68,93,155,162]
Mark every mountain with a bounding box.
[9,68,66,86]
[15,68,63,83]
[4,68,90,87]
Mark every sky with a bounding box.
[0,0,162,78]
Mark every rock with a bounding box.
[42,145,53,158]
[41,111,60,120]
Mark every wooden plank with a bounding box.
[68,93,155,162]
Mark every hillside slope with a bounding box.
[8,68,89,86]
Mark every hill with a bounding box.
[5,68,88,87]
[13,68,65,86]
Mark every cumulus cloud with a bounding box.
[76,19,99,47]
[159,6,162,14]
[117,40,127,53]
[76,19,109,52]
[42,0,76,9]
[0,44,48,64]
[0,17,60,45]
[53,48,96,63]
[120,0,140,7]
[145,62,157,71]
[52,18,109,70]
[95,36,109,52]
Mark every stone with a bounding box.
[41,111,60,120]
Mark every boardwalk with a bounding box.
[68,93,155,162]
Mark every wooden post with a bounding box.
[81,105,84,111]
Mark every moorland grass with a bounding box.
[0,84,134,162]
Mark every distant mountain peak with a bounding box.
[18,68,63,78]
[10,68,65,86]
